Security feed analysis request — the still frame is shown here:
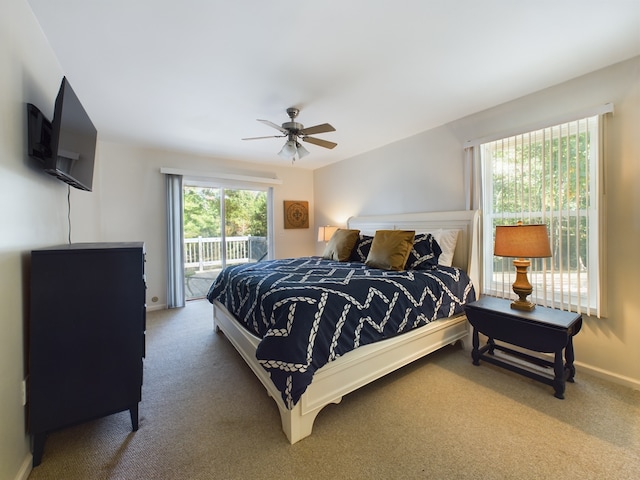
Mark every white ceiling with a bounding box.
[27,0,640,170]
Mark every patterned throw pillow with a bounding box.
[405,233,442,270]
[350,234,374,262]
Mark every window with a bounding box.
[480,114,605,316]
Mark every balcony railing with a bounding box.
[184,236,267,272]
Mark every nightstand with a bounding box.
[464,296,582,399]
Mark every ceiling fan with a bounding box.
[242,107,337,161]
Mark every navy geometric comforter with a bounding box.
[207,257,475,409]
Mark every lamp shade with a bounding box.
[494,224,552,258]
[296,143,310,159]
[318,225,339,242]
[278,140,297,159]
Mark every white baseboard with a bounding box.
[14,454,32,480]
[575,361,640,391]
[474,332,640,391]
[146,303,167,312]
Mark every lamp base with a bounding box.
[511,258,535,311]
[510,299,536,311]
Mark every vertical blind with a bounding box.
[480,114,605,317]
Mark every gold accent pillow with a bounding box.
[322,229,361,261]
[365,230,415,271]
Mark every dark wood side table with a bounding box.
[464,296,582,399]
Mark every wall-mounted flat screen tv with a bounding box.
[27,77,97,191]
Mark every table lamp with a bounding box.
[317,225,338,243]
[494,222,552,311]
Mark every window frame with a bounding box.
[473,108,610,318]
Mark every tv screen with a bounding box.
[27,77,97,191]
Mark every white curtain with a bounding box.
[464,146,483,295]
[464,146,481,211]
[166,174,185,308]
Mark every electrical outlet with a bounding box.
[21,379,27,406]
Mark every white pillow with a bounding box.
[430,229,460,267]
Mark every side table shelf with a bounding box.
[464,296,582,399]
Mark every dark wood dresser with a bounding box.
[29,242,146,466]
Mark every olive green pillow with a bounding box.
[365,230,415,271]
[322,228,361,261]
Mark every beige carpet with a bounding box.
[28,299,640,479]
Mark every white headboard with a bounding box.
[347,210,481,290]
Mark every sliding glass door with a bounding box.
[183,184,270,300]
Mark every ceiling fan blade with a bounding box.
[242,135,285,140]
[257,119,288,134]
[300,123,336,135]
[302,136,337,149]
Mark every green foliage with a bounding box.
[183,186,267,238]
[183,187,221,238]
[488,123,593,270]
[224,189,267,237]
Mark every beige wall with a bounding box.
[313,123,467,238]
[314,56,640,388]
[1,1,67,478]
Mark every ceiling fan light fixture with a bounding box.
[296,142,310,159]
[278,140,297,159]
[246,108,336,162]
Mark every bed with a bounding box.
[208,209,481,444]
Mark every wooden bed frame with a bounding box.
[212,209,481,444]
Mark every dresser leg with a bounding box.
[130,404,139,431]
[32,433,46,467]
[553,350,565,399]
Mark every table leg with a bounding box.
[553,350,565,399]
[472,327,480,365]
[565,337,576,383]
[487,337,496,355]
